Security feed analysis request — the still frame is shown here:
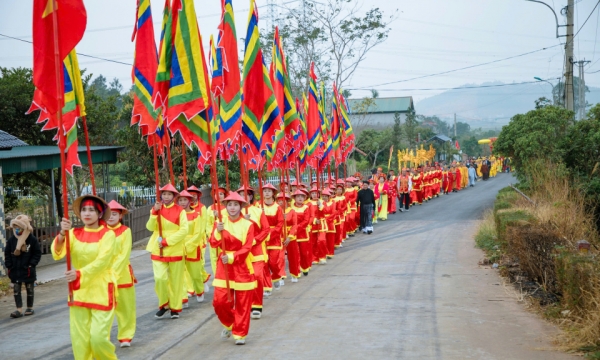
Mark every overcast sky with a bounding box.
[1,0,599,103]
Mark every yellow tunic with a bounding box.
[145,202,189,261]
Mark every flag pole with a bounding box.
[166,140,175,185]
[81,116,97,195]
[224,158,230,192]
[153,141,164,259]
[50,0,72,304]
[206,105,231,302]
[181,141,188,188]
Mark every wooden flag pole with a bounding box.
[166,140,175,185]
[153,142,164,258]
[206,107,231,302]
[224,158,230,192]
[50,0,72,304]
[81,116,97,195]
[181,141,188,189]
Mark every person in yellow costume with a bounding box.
[177,190,207,308]
[206,187,228,276]
[374,175,389,221]
[187,185,211,295]
[146,184,189,319]
[52,195,117,360]
[106,200,137,348]
[460,163,469,189]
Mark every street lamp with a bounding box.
[534,77,555,103]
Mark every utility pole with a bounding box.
[574,59,591,119]
[564,0,575,112]
[266,0,277,31]
[454,113,457,137]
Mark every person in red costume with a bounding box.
[291,189,313,278]
[308,187,325,264]
[396,169,412,212]
[276,193,297,285]
[387,171,397,214]
[319,189,336,261]
[261,183,284,292]
[235,186,270,320]
[333,181,348,247]
[210,192,256,346]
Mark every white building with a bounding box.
[347,96,415,127]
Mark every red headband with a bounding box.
[82,199,104,214]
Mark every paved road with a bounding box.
[0,174,573,359]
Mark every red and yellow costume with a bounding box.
[291,201,313,275]
[333,188,347,247]
[210,215,256,341]
[108,222,137,344]
[411,172,422,205]
[280,205,298,279]
[146,201,189,313]
[52,225,118,360]
[245,202,270,313]
[263,202,284,283]
[181,203,208,303]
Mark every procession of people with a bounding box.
[21,156,502,359]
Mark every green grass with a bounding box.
[0,276,11,296]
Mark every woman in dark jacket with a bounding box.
[4,215,41,318]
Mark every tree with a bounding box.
[455,121,470,137]
[462,136,480,157]
[392,112,403,146]
[403,110,418,148]
[493,105,573,179]
[356,129,393,168]
[552,77,589,116]
[274,0,395,92]
[0,67,62,215]
[349,95,377,132]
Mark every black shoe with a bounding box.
[170,311,180,319]
[367,231,373,235]
[155,308,169,319]
[302,271,309,276]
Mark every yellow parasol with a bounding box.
[478,139,491,144]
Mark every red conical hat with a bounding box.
[159,183,179,195]
[262,183,278,192]
[276,192,291,199]
[107,200,129,215]
[292,189,306,197]
[236,185,255,194]
[178,190,193,199]
[321,189,332,196]
[187,185,202,194]
[223,191,249,205]
[309,186,320,193]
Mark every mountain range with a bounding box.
[415,81,600,129]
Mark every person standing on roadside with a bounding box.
[5,215,41,318]
[356,180,375,234]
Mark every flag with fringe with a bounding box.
[153,0,210,125]
[215,0,242,155]
[131,0,160,138]
[241,0,265,166]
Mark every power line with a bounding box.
[0,33,132,66]
[348,78,560,92]
[568,0,600,45]
[353,45,561,89]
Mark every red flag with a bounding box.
[215,0,242,154]
[131,0,160,138]
[305,63,322,168]
[31,0,87,117]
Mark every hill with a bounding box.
[415,81,600,129]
